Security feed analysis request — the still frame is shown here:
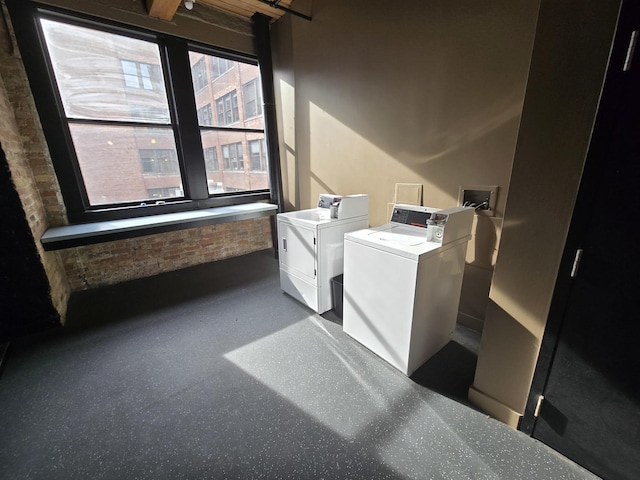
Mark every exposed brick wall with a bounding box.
[0,4,70,319]
[59,218,273,291]
[1,8,66,226]
[0,5,274,323]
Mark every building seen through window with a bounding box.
[189,50,267,194]
[33,13,269,214]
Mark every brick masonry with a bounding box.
[0,6,274,322]
[59,218,273,291]
[0,4,70,320]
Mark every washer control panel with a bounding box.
[391,208,435,228]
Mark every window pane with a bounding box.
[40,18,170,124]
[188,51,263,129]
[191,57,208,90]
[197,103,213,126]
[243,79,263,119]
[140,149,180,174]
[69,125,183,205]
[121,60,137,75]
[249,138,268,171]
[203,146,218,172]
[200,130,268,194]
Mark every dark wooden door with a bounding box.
[523,3,640,479]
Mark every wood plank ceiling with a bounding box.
[145,0,293,22]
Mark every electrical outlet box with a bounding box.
[459,185,498,216]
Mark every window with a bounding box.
[147,187,183,198]
[9,3,272,222]
[197,104,213,126]
[243,79,263,119]
[140,149,180,174]
[121,60,155,90]
[204,147,218,171]
[222,142,244,171]
[210,56,233,79]
[216,91,239,126]
[191,57,208,90]
[249,139,267,171]
[37,18,179,207]
[189,51,268,194]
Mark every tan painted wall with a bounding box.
[469,0,622,426]
[272,0,541,327]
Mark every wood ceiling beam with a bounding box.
[211,0,273,18]
[146,0,183,21]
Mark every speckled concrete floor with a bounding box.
[0,250,599,480]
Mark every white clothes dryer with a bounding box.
[343,205,474,376]
[277,194,368,314]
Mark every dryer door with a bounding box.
[278,220,316,281]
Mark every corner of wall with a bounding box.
[468,386,522,428]
[0,5,71,322]
[468,0,622,428]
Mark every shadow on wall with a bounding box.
[283,0,539,225]
[0,143,60,341]
[470,216,498,267]
[457,215,498,329]
[470,299,541,417]
[273,0,540,330]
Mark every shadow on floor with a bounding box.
[322,309,482,409]
[63,249,280,331]
[410,339,479,408]
[0,250,600,480]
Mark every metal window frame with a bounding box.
[6,0,273,224]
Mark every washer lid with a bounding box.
[346,224,442,260]
[369,227,427,247]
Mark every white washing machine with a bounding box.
[343,205,474,376]
[277,194,368,314]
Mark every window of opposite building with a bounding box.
[121,60,156,90]
[215,91,239,126]
[222,142,244,171]
[249,139,267,171]
[148,187,183,199]
[210,56,233,79]
[11,3,272,223]
[204,147,218,171]
[191,57,208,91]
[140,149,180,175]
[243,80,263,119]
[197,104,213,126]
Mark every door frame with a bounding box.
[520,0,635,434]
